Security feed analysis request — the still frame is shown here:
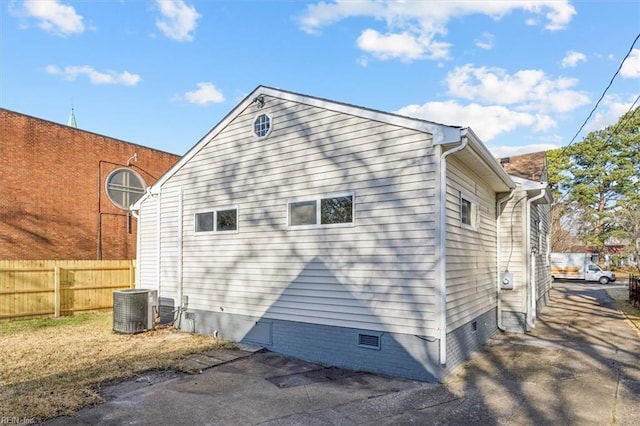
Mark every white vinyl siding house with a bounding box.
[531,197,552,317]
[160,99,440,336]
[499,189,527,314]
[498,175,552,333]
[135,86,540,382]
[446,157,498,331]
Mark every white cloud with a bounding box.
[155,0,200,42]
[488,143,562,159]
[445,64,590,113]
[396,100,548,142]
[356,56,369,67]
[297,1,575,62]
[534,1,576,31]
[356,29,449,62]
[46,65,141,86]
[21,0,84,36]
[475,32,494,50]
[620,48,640,78]
[583,96,638,133]
[561,50,587,68]
[177,82,225,105]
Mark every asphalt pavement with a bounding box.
[48,281,640,425]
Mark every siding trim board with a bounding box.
[135,86,550,383]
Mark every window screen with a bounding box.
[195,212,214,232]
[460,198,472,226]
[289,200,317,226]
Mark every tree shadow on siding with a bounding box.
[162,95,592,422]
[238,256,443,382]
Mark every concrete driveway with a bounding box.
[48,281,640,425]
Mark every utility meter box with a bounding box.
[500,272,514,290]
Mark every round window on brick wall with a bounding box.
[254,113,272,138]
[105,168,147,210]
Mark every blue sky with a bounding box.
[1,1,639,157]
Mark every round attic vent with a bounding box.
[105,168,147,210]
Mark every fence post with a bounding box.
[129,260,135,289]
[54,266,60,318]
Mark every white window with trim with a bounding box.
[195,207,238,233]
[253,113,272,138]
[288,193,354,228]
[459,193,479,230]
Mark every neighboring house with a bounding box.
[497,152,554,333]
[499,151,547,181]
[0,108,180,260]
[134,86,551,382]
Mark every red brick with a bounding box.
[0,108,180,260]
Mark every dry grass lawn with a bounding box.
[2,286,638,422]
[0,312,233,421]
[607,286,640,332]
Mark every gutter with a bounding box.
[496,189,515,331]
[438,131,468,366]
[526,188,547,329]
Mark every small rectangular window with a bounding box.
[195,212,214,232]
[288,193,354,227]
[460,193,478,230]
[217,209,237,231]
[321,196,353,224]
[195,208,237,233]
[289,200,317,226]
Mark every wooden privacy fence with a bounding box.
[0,260,135,320]
[630,275,640,308]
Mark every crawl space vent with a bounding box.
[358,333,380,349]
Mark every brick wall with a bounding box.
[501,311,528,333]
[176,303,499,382]
[0,108,180,260]
[445,307,497,375]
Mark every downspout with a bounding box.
[156,191,162,299]
[496,189,515,331]
[526,189,546,329]
[438,133,468,366]
[132,208,140,289]
[177,187,184,326]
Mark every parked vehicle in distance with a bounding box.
[550,252,616,284]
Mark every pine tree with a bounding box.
[548,107,639,257]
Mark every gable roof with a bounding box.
[137,85,514,204]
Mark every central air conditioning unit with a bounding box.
[113,289,158,334]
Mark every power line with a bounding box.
[555,99,639,203]
[561,31,640,156]
[590,95,640,160]
[552,31,640,204]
